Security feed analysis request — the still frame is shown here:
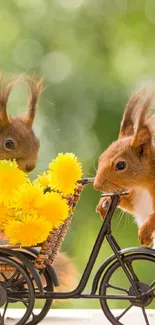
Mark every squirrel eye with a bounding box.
[115,161,126,171]
[4,139,15,150]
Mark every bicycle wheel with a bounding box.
[0,255,35,325]
[13,249,53,325]
[100,253,155,325]
[26,268,53,325]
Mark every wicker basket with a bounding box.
[33,184,83,269]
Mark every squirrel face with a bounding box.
[0,118,40,172]
[94,137,153,192]
[0,73,43,173]
[94,88,155,193]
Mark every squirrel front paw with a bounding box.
[96,197,111,220]
[138,224,153,247]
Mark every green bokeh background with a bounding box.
[1,0,155,309]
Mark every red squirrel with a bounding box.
[94,88,155,247]
[0,73,41,172]
[0,72,78,291]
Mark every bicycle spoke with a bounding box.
[142,307,150,325]
[31,311,36,321]
[126,261,140,282]
[15,271,21,281]
[150,280,155,288]
[116,303,133,321]
[5,270,19,288]
[0,272,8,281]
[107,283,128,293]
[22,300,29,308]
[10,276,25,288]
[2,301,9,318]
[0,313,4,325]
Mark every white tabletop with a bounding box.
[5,308,155,324]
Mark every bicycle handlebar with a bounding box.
[78,177,95,185]
[78,178,129,198]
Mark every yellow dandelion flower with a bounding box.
[34,171,50,189]
[0,199,13,228]
[0,160,28,201]
[4,214,51,246]
[13,183,44,214]
[48,153,83,195]
[38,192,69,228]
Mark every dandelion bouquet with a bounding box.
[0,153,83,247]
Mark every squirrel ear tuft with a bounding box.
[130,91,155,150]
[22,75,44,127]
[118,87,149,139]
[119,120,133,139]
[0,73,16,129]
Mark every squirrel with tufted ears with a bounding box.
[0,73,41,172]
[94,88,155,247]
[0,72,78,292]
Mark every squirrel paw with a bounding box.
[96,197,111,220]
[138,224,153,247]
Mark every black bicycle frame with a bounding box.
[31,191,139,300]
[10,183,149,301]
[44,193,121,299]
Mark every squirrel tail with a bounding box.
[53,252,79,292]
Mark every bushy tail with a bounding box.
[53,252,79,292]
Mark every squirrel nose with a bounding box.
[94,178,101,190]
[25,164,36,172]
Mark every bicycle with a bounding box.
[0,178,155,325]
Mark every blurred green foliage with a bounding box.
[1,0,155,309]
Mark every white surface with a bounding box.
[4,309,155,324]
